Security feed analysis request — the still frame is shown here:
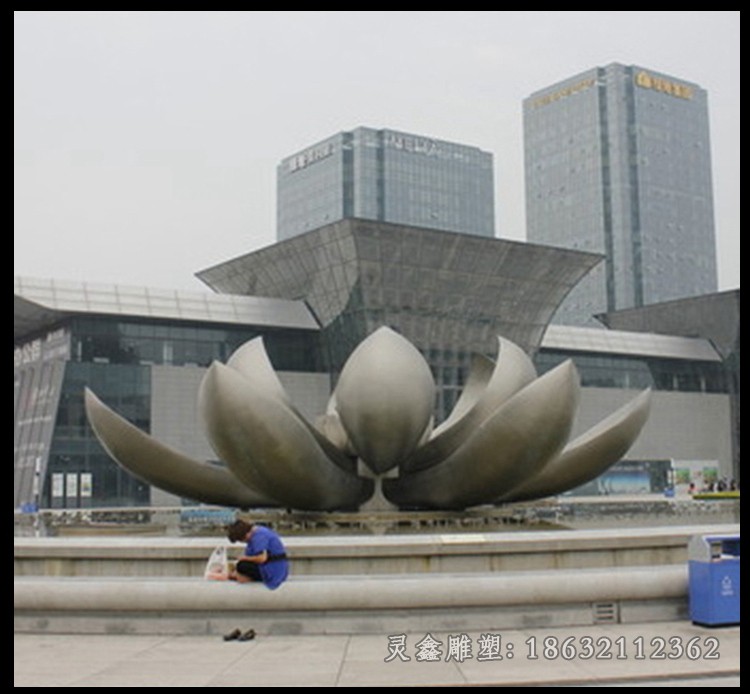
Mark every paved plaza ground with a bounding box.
[15,620,739,687]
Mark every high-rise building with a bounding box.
[277,126,494,241]
[523,63,718,325]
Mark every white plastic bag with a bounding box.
[203,544,229,580]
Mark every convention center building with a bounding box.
[14,219,739,509]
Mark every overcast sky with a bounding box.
[14,11,740,294]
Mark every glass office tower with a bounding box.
[524,64,718,325]
[277,127,495,240]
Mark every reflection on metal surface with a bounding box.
[85,327,650,511]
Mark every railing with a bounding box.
[13,494,740,538]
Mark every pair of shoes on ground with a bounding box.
[223,628,256,642]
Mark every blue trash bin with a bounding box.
[688,534,740,626]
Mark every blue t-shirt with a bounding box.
[245,525,289,590]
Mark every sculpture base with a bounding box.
[355,460,399,513]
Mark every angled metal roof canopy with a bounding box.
[541,324,722,362]
[197,218,603,365]
[14,276,319,341]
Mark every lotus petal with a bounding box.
[226,337,357,472]
[318,392,433,459]
[402,336,537,473]
[504,388,653,502]
[432,338,536,438]
[84,325,652,512]
[199,361,373,511]
[315,409,357,456]
[429,353,495,437]
[384,360,579,509]
[334,327,435,473]
[84,388,273,508]
[226,337,291,404]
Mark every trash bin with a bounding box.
[688,534,740,626]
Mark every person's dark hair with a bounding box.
[226,519,253,543]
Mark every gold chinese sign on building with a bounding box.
[528,78,596,109]
[634,71,694,100]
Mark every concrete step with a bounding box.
[14,565,689,636]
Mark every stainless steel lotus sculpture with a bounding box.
[84,327,651,511]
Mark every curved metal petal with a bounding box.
[334,327,435,474]
[402,336,538,473]
[198,362,373,511]
[227,337,357,472]
[226,337,291,404]
[504,388,653,502]
[84,388,274,509]
[384,360,580,509]
[314,409,357,457]
[429,353,495,437]
[432,338,536,439]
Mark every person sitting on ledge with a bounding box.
[226,519,289,590]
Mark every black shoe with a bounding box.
[238,629,256,642]
[223,628,242,641]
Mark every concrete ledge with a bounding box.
[15,566,688,611]
[13,524,739,577]
[15,565,689,635]
[17,525,722,635]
